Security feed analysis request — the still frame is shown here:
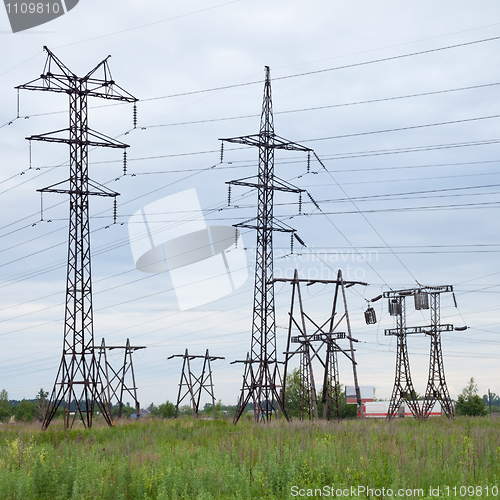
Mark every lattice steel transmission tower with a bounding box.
[384,286,455,420]
[278,270,366,421]
[16,46,137,429]
[220,66,311,423]
[169,349,225,419]
[384,291,421,420]
[420,287,455,419]
[96,339,145,418]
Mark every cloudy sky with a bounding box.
[1,1,500,410]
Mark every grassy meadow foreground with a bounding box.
[0,417,499,499]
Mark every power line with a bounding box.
[312,153,419,285]
[274,35,500,82]
[299,113,500,144]
[132,34,500,103]
[141,81,500,129]
[53,0,245,49]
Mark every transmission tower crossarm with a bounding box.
[220,134,311,152]
[383,285,453,298]
[385,324,454,336]
[271,134,312,152]
[27,128,130,149]
[36,177,119,198]
[220,134,261,146]
[17,47,137,103]
[271,277,368,286]
[227,177,304,194]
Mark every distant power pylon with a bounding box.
[96,339,145,418]
[221,66,311,424]
[168,349,225,418]
[277,269,366,421]
[16,46,137,429]
[384,286,455,420]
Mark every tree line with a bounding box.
[0,376,494,423]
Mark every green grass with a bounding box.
[0,417,499,499]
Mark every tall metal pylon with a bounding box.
[421,287,455,419]
[277,270,366,421]
[168,349,225,419]
[384,286,454,420]
[384,293,421,420]
[220,66,311,423]
[96,339,145,418]
[16,46,137,429]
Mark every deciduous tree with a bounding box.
[456,377,487,417]
[34,388,48,422]
[0,389,11,422]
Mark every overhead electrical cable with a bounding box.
[133,34,500,102]
[312,152,420,285]
[142,81,500,129]
[298,113,500,144]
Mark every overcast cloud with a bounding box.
[1,1,500,409]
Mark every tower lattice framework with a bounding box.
[169,349,224,419]
[384,294,421,420]
[97,338,145,419]
[384,286,454,420]
[17,46,137,429]
[278,270,366,421]
[421,288,455,419]
[221,67,311,423]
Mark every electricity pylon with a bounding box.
[421,287,455,419]
[16,46,137,429]
[168,349,225,418]
[277,269,366,420]
[221,66,311,423]
[96,339,145,418]
[384,286,454,420]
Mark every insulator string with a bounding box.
[123,150,127,175]
[133,103,137,129]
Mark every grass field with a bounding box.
[0,416,499,499]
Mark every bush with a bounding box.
[14,399,35,422]
[159,401,175,419]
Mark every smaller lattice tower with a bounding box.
[169,349,225,418]
[278,269,366,420]
[97,339,145,418]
